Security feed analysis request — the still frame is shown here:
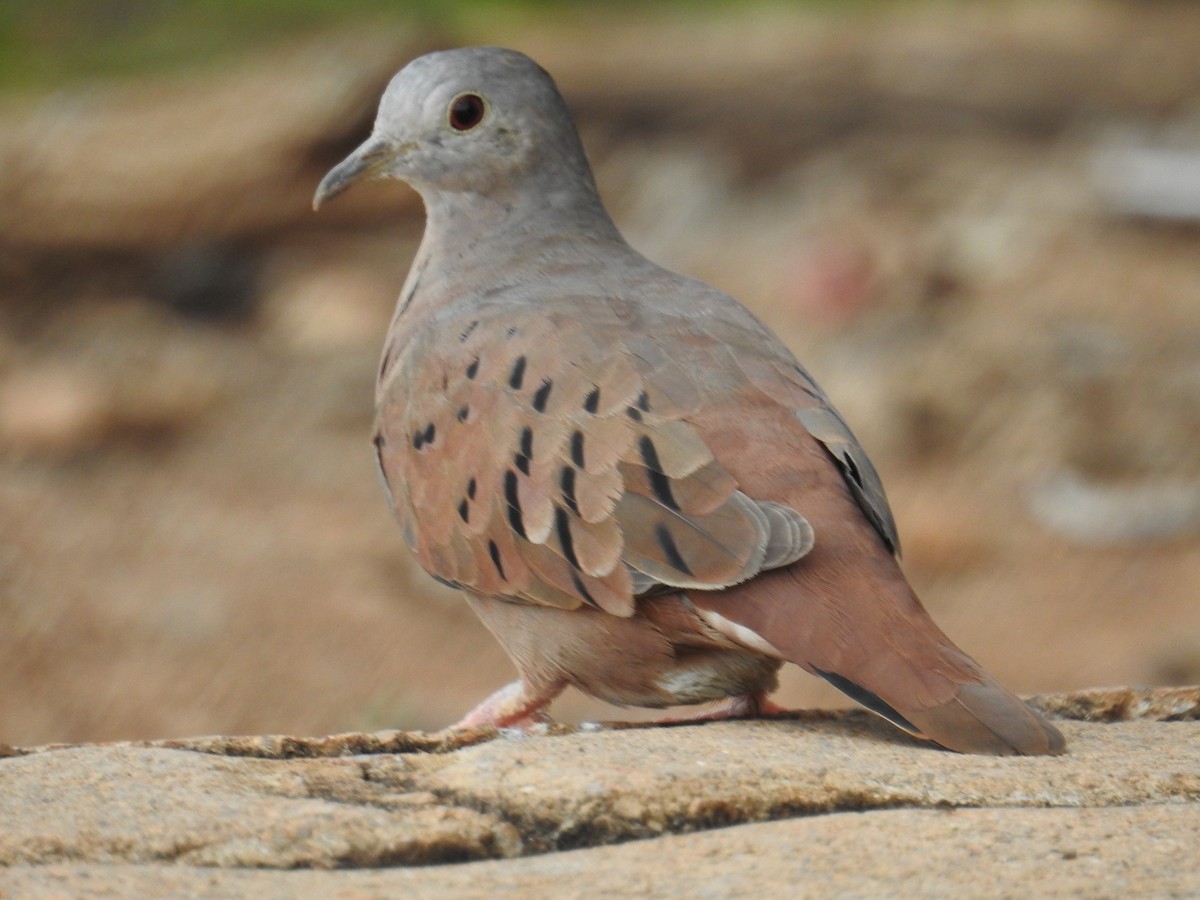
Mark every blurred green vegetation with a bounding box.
[0,0,470,87]
[0,0,899,90]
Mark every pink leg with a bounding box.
[657,690,788,724]
[451,679,566,730]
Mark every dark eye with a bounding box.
[448,93,486,131]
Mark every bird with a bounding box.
[313,46,1065,755]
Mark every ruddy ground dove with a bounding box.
[314,47,1064,755]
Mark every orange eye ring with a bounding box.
[448,93,486,131]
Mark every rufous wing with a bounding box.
[373,306,812,616]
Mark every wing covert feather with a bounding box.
[373,301,819,616]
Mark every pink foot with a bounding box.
[450,679,566,730]
[657,690,789,724]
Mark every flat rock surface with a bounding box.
[2,688,1197,896]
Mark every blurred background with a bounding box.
[2,0,1199,746]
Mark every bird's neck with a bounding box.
[404,178,627,312]
[376,180,631,396]
[421,175,623,255]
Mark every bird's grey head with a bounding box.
[313,47,596,210]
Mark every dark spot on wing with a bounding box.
[487,539,506,580]
[504,469,526,538]
[515,426,533,475]
[654,523,693,576]
[570,430,585,468]
[412,424,435,450]
[560,466,579,515]
[554,505,580,570]
[459,320,479,342]
[583,386,600,413]
[532,378,553,413]
[638,436,679,511]
[466,357,480,379]
[842,452,863,489]
[467,477,477,500]
[508,355,527,390]
[571,571,599,607]
[457,499,469,523]
[457,405,470,423]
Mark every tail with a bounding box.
[691,578,1066,756]
[814,664,1065,756]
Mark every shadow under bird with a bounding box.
[313,46,1065,755]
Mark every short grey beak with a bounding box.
[313,137,391,211]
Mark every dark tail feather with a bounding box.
[817,668,1065,756]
